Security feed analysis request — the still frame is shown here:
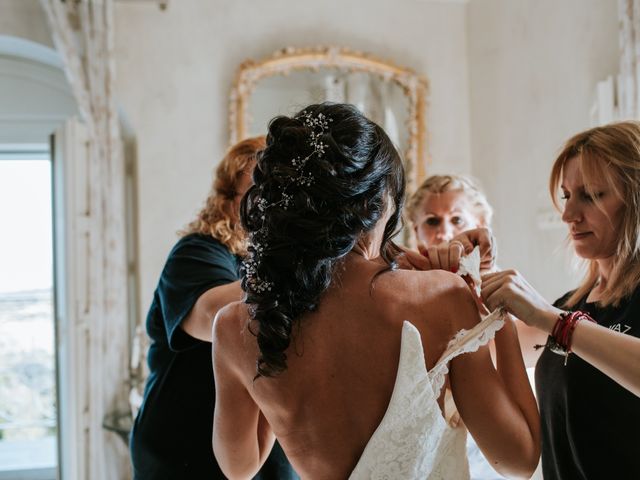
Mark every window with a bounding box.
[0,148,57,479]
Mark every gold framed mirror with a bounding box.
[229,46,429,202]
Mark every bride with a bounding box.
[212,103,539,479]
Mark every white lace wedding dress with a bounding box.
[349,311,504,479]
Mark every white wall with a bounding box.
[467,0,619,301]
[0,0,53,48]
[114,0,473,311]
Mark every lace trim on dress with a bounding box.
[429,309,506,398]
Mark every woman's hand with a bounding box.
[417,241,465,272]
[452,227,497,273]
[394,243,462,272]
[396,227,496,274]
[481,269,561,333]
[415,227,497,273]
[394,245,431,270]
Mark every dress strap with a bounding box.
[428,309,506,396]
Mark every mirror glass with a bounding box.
[247,70,410,157]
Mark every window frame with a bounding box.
[0,145,56,480]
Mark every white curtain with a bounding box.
[40,1,130,478]
[618,0,640,119]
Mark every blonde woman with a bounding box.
[130,137,296,479]
[408,174,514,480]
[406,174,493,263]
[482,121,640,479]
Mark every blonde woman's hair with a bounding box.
[550,121,640,307]
[182,136,266,255]
[405,174,493,227]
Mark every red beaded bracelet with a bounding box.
[535,310,596,365]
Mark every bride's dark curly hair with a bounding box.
[240,103,405,377]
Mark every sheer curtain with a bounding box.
[618,0,640,119]
[40,1,130,478]
[596,0,640,124]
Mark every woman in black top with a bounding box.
[130,137,296,479]
[481,121,640,479]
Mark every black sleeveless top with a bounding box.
[535,287,640,480]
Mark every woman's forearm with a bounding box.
[493,317,541,441]
[571,320,640,397]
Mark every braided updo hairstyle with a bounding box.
[240,103,405,377]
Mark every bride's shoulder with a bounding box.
[377,269,476,317]
[214,300,247,325]
[378,269,479,345]
[389,268,471,299]
[212,302,252,352]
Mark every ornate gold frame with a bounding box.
[229,46,429,194]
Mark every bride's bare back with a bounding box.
[213,253,539,479]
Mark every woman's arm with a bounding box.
[446,281,540,479]
[571,320,640,397]
[181,280,242,341]
[211,303,275,478]
[515,320,548,368]
[482,269,640,397]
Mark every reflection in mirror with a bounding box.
[248,71,410,160]
[229,47,428,245]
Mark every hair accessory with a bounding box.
[534,310,596,365]
[244,244,273,293]
[242,111,333,294]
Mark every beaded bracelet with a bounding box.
[534,310,596,365]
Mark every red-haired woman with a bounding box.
[130,137,296,479]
